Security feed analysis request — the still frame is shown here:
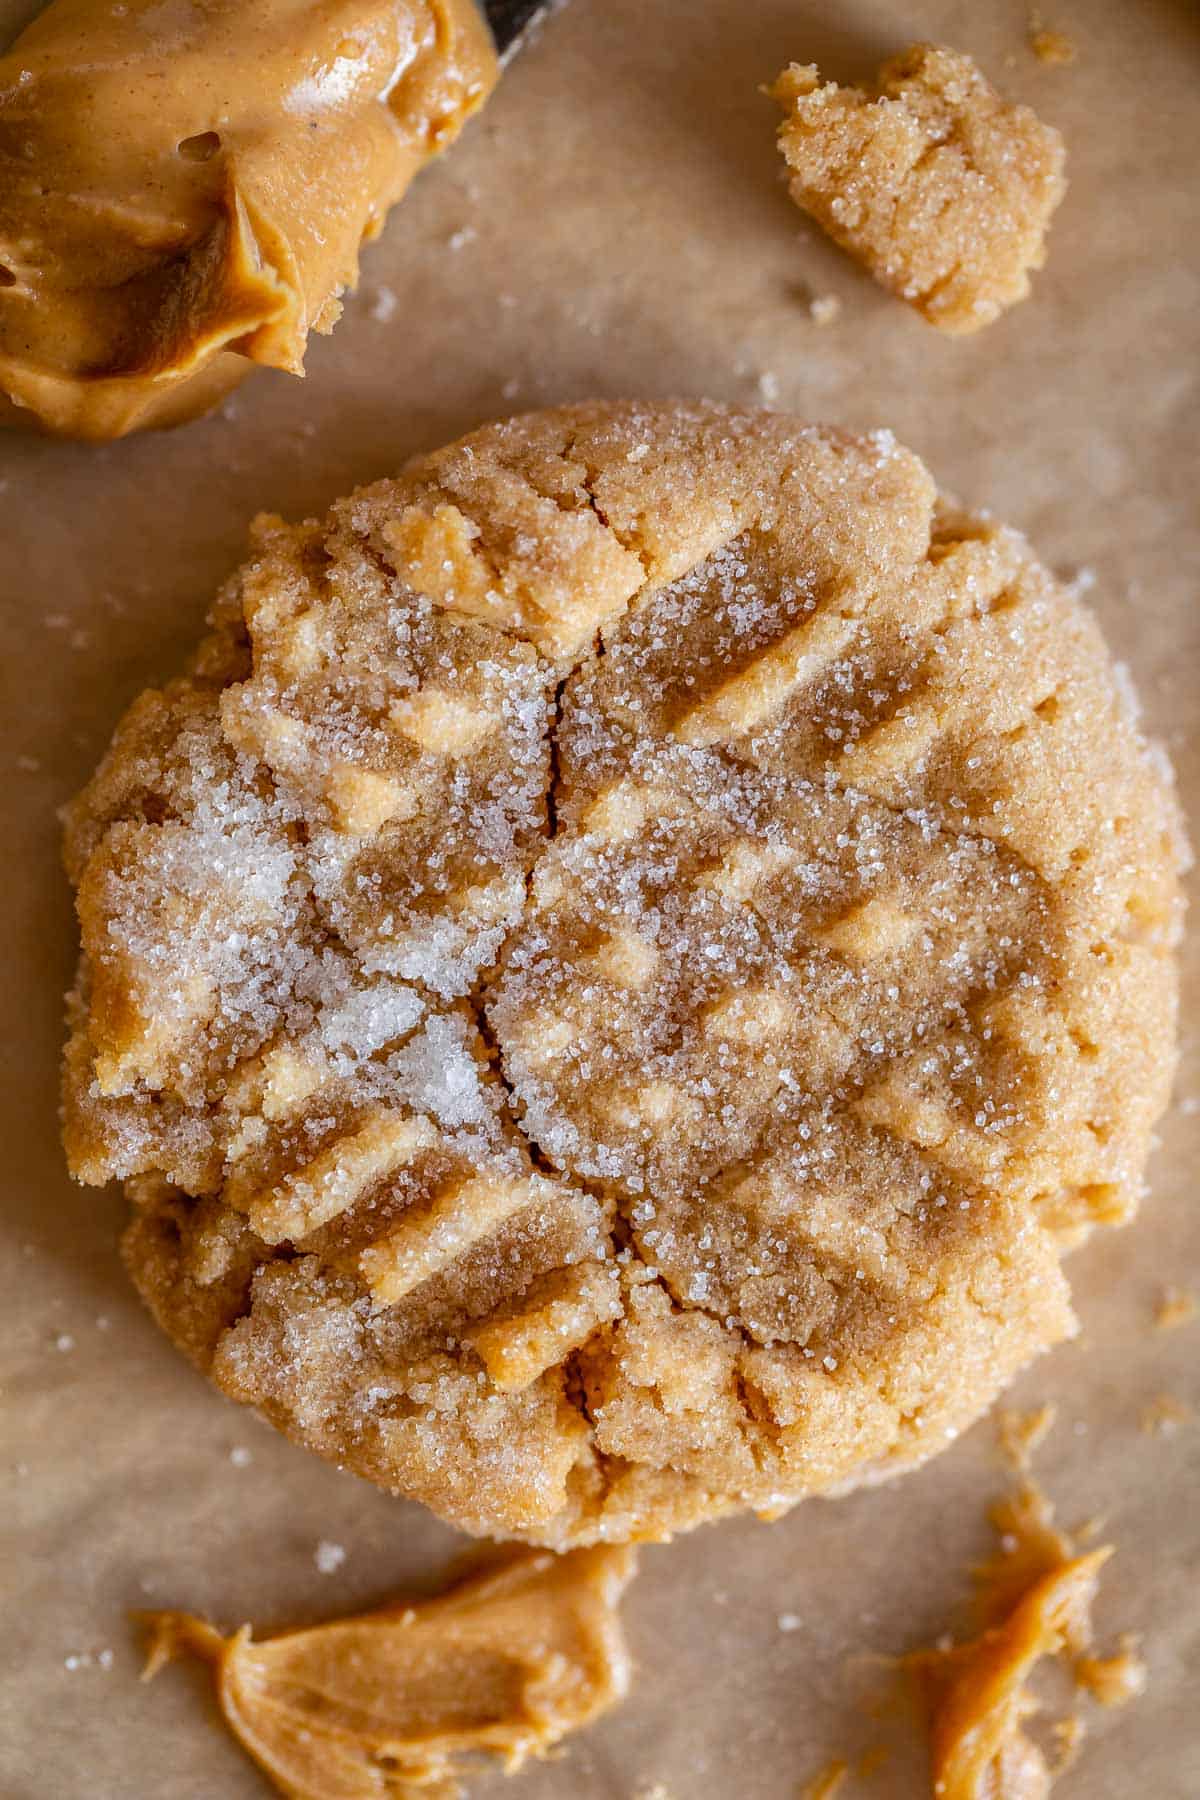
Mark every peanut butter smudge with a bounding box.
[910,1551,1109,1800]
[140,1544,635,1800]
[798,1758,850,1800]
[905,1412,1146,1798]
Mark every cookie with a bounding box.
[770,47,1066,334]
[62,403,1183,1546]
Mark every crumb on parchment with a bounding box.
[369,286,399,323]
[1154,1286,1197,1331]
[770,44,1066,333]
[1140,1393,1192,1436]
[1075,1635,1148,1708]
[809,294,841,326]
[997,1402,1057,1474]
[1029,15,1078,66]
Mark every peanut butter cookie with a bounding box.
[63,404,1183,1546]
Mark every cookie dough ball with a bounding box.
[770,46,1066,333]
[63,404,1183,1546]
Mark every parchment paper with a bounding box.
[1,2,1197,1794]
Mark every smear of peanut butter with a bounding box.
[973,1480,1076,1631]
[911,1550,1109,1800]
[0,0,497,438]
[798,1757,850,1799]
[139,1544,635,1799]
[904,1413,1146,1800]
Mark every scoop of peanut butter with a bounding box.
[140,1544,636,1799]
[0,0,497,439]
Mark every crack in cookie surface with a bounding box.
[62,404,1183,1547]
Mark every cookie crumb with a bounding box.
[1075,1634,1147,1708]
[54,1332,75,1353]
[1140,1393,1191,1436]
[998,1402,1057,1472]
[314,1540,347,1575]
[1029,16,1078,65]
[777,1611,802,1632]
[809,294,841,327]
[64,1648,113,1672]
[770,45,1066,333]
[1153,1286,1196,1331]
[1051,1711,1087,1773]
[229,1445,253,1468]
[368,286,398,324]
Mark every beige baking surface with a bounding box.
[1,1,1196,1794]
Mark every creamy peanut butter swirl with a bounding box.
[0,0,497,438]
